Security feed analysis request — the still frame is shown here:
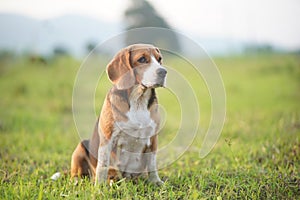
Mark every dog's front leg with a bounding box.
[146,136,163,185]
[95,142,111,184]
[146,152,163,185]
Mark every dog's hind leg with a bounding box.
[71,140,91,179]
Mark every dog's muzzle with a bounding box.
[154,68,167,87]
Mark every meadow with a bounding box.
[0,53,299,199]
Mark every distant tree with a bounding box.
[0,50,16,74]
[0,50,15,61]
[124,0,180,51]
[295,49,300,55]
[86,41,97,53]
[53,46,69,57]
[29,54,48,65]
[244,44,274,54]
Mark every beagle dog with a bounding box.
[71,44,167,185]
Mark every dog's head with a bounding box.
[106,44,167,90]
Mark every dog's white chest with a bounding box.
[113,106,157,173]
[116,101,157,138]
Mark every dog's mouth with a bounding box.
[141,77,166,89]
[153,83,165,88]
[141,83,165,89]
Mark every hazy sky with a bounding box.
[1,0,299,50]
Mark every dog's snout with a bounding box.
[156,68,167,77]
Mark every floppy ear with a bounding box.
[106,48,135,90]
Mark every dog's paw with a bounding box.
[153,179,164,186]
[95,167,108,185]
[148,177,164,186]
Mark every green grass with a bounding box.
[0,53,299,199]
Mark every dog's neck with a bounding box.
[129,85,152,107]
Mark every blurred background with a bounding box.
[1,0,300,198]
[0,0,299,59]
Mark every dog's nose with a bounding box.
[156,68,167,77]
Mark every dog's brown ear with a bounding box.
[106,48,135,90]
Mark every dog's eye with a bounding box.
[137,56,147,63]
[158,57,162,63]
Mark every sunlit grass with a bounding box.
[0,53,299,199]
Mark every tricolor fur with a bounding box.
[71,44,167,185]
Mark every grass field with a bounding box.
[0,53,299,199]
